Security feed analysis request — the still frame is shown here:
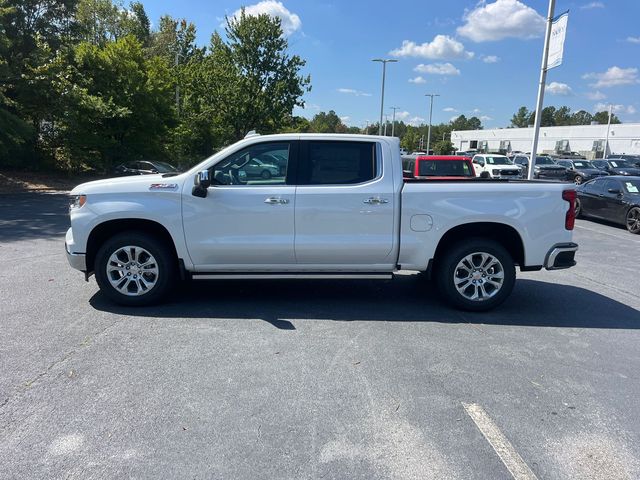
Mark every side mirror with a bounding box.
[192,170,210,198]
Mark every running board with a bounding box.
[191,272,394,280]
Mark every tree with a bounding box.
[553,106,571,126]
[432,139,454,155]
[570,110,593,125]
[593,110,620,125]
[450,115,482,131]
[47,35,175,172]
[511,106,531,128]
[309,110,346,133]
[208,10,311,141]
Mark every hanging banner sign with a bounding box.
[547,11,569,70]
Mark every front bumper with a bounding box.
[544,242,578,270]
[65,227,86,271]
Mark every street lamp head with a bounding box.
[372,58,398,63]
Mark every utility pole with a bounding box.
[372,59,398,135]
[603,104,613,159]
[175,51,181,118]
[384,114,389,136]
[528,0,556,179]
[425,94,440,155]
[390,106,400,137]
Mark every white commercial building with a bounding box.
[451,123,640,159]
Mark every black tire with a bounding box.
[95,231,176,306]
[435,239,516,312]
[575,197,583,218]
[261,170,272,180]
[626,207,640,234]
[574,174,583,185]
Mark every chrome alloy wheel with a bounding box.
[106,245,159,296]
[453,252,505,302]
[627,208,640,234]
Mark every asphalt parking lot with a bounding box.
[1,192,639,480]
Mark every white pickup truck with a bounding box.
[66,133,578,311]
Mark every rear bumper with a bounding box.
[65,228,86,271]
[544,242,578,270]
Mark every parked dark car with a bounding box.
[575,176,640,234]
[512,155,567,180]
[607,155,640,168]
[556,159,609,184]
[591,159,640,176]
[113,160,179,176]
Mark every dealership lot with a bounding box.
[0,192,639,479]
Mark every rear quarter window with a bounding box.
[300,141,377,185]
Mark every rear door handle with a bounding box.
[363,197,389,205]
[264,197,289,205]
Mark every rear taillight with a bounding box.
[562,189,576,230]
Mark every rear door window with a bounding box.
[299,141,377,185]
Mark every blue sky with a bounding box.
[142,0,640,129]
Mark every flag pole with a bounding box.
[528,0,556,180]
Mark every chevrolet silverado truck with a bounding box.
[66,133,578,311]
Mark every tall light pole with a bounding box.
[372,58,397,135]
[390,106,400,137]
[425,93,440,155]
[603,104,613,159]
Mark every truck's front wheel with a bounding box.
[95,232,176,306]
[436,239,515,311]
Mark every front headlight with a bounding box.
[69,194,87,211]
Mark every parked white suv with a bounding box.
[66,134,577,311]
[472,154,523,179]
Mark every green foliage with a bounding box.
[309,110,347,133]
[450,115,482,131]
[511,105,622,128]
[433,140,454,155]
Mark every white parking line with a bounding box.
[575,224,640,244]
[462,403,539,480]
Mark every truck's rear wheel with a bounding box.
[436,239,515,311]
[95,232,176,306]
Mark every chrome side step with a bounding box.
[191,273,394,280]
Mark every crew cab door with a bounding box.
[294,140,396,267]
[182,141,297,270]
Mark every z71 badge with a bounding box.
[149,183,178,190]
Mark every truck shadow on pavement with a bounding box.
[0,193,70,242]
[89,276,640,330]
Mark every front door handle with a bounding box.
[363,197,389,205]
[264,197,289,205]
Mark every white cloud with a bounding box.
[408,76,427,84]
[583,66,639,88]
[594,103,637,115]
[482,55,500,63]
[408,116,426,126]
[443,107,457,112]
[580,2,604,9]
[627,36,640,44]
[480,115,492,121]
[390,35,474,59]
[545,82,573,95]
[586,91,606,100]
[450,115,460,122]
[340,116,350,123]
[230,1,301,36]
[457,0,545,42]
[414,63,461,75]
[337,88,372,97]
[396,111,411,120]
[471,108,481,114]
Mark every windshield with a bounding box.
[609,160,631,168]
[536,156,556,165]
[622,180,640,193]
[418,160,473,177]
[484,156,512,165]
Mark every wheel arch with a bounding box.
[433,222,525,269]
[86,219,179,275]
